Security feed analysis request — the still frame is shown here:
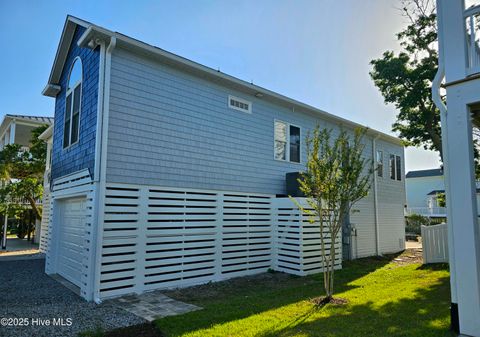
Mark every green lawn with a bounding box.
[155,254,452,337]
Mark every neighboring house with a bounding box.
[41,16,406,302]
[0,114,53,247]
[0,114,53,150]
[405,168,480,218]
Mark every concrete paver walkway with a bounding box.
[109,291,202,322]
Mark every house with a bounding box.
[0,114,53,248]
[0,114,53,150]
[41,16,406,302]
[405,168,480,219]
[433,1,480,335]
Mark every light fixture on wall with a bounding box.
[255,92,263,98]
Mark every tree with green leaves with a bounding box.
[292,126,372,303]
[0,125,48,221]
[370,1,442,157]
[370,1,480,170]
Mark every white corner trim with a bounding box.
[93,35,116,303]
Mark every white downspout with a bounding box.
[372,134,381,256]
[93,36,116,303]
[432,0,458,320]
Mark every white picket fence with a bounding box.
[421,223,449,264]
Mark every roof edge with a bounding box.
[48,17,404,146]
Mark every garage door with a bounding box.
[58,198,86,287]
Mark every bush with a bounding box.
[406,214,431,235]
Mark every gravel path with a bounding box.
[0,259,145,337]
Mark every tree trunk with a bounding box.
[27,196,41,220]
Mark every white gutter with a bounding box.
[432,0,457,305]
[92,36,116,303]
[372,134,381,256]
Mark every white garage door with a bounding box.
[58,198,86,287]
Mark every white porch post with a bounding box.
[1,210,7,249]
[9,121,15,145]
[444,94,480,336]
[436,1,480,335]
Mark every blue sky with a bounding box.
[0,0,440,171]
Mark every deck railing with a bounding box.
[404,207,447,217]
[465,4,480,75]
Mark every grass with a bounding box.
[154,253,453,337]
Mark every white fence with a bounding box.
[275,198,342,276]
[421,223,449,264]
[98,183,342,299]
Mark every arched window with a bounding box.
[64,57,82,148]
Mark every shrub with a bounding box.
[406,214,431,235]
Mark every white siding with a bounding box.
[376,139,406,254]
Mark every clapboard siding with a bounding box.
[107,47,347,194]
[376,139,406,253]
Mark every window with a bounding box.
[389,154,395,180]
[396,155,402,181]
[376,150,383,177]
[389,154,402,181]
[274,120,301,163]
[228,95,252,113]
[64,57,82,148]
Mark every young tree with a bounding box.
[0,125,48,220]
[292,126,372,302]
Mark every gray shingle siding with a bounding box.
[106,47,402,197]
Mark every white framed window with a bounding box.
[274,120,301,163]
[64,57,82,148]
[389,154,402,181]
[376,150,383,177]
[228,95,252,114]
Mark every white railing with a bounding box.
[421,223,449,264]
[465,4,480,75]
[404,207,447,217]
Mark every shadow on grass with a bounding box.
[156,254,413,336]
[256,275,453,337]
[417,263,450,271]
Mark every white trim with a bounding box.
[273,119,302,164]
[93,36,116,304]
[63,56,83,149]
[228,95,252,114]
[93,42,106,182]
[372,135,381,256]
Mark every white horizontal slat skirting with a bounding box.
[273,198,342,276]
[96,183,342,299]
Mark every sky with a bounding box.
[0,0,441,172]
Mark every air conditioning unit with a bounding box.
[285,172,305,197]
